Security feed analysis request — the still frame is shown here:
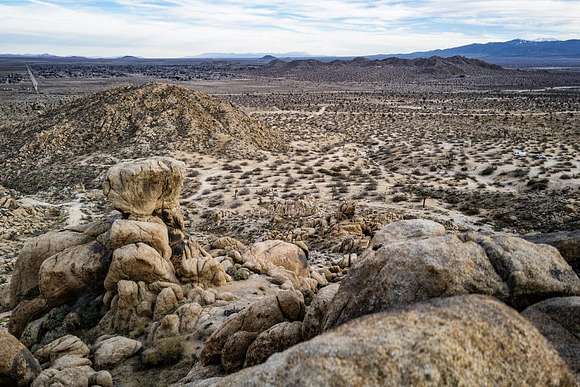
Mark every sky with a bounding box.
[1,0,580,57]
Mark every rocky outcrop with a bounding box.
[8,157,234,340]
[189,295,575,386]
[0,329,41,387]
[325,221,580,328]
[523,297,580,376]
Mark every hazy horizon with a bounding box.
[2,0,580,58]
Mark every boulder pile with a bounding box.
[2,157,580,386]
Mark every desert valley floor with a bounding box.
[0,59,579,386]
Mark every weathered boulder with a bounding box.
[525,231,580,274]
[9,230,94,306]
[0,329,41,387]
[200,290,304,366]
[244,321,304,367]
[469,233,580,308]
[522,297,580,375]
[325,225,580,328]
[109,219,172,259]
[103,157,185,217]
[172,239,231,286]
[302,284,339,340]
[176,303,203,334]
[89,370,114,387]
[325,233,507,328]
[193,296,575,386]
[93,336,142,370]
[242,240,309,278]
[34,335,90,364]
[104,243,178,291]
[154,287,178,320]
[38,241,111,305]
[51,355,91,370]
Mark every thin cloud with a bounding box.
[1,0,578,56]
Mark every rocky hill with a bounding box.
[258,56,505,83]
[0,83,281,192]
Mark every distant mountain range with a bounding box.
[191,52,308,59]
[2,39,580,67]
[383,39,580,67]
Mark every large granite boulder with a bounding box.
[325,222,580,328]
[104,243,178,291]
[103,157,185,217]
[108,219,172,259]
[38,241,111,305]
[189,295,575,387]
[9,223,107,307]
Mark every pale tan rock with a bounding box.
[242,240,309,277]
[370,219,446,248]
[31,365,94,387]
[176,303,203,334]
[210,237,247,253]
[39,241,110,305]
[522,297,580,375]
[109,219,171,259]
[51,355,92,370]
[9,230,94,306]
[172,239,231,286]
[466,233,580,308]
[154,287,178,320]
[93,336,142,370]
[89,370,113,387]
[97,280,155,336]
[152,314,180,342]
[104,243,178,291]
[103,157,185,217]
[326,229,580,328]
